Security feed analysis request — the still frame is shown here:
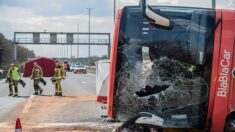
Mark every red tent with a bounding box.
[23,57,56,77]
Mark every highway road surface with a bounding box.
[0,72,96,97]
[0,72,120,131]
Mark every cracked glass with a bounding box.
[113,6,216,128]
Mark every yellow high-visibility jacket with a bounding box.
[54,67,65,79]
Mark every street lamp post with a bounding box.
[114,0,116,22]
[77,24,79,59]
[87,8,92,63]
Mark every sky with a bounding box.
[0,0,234,58]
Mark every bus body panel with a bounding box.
[206,9,222,126]
[211,10,235,132]
[107,9,122,118]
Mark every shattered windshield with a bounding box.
[113,6,215,128]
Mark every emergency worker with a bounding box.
[31,62,44,95]
[54,61,65,96]
[6,64,14,96]
[64,62,68,71]
[6,64,21,96]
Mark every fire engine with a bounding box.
[107,0,235,131]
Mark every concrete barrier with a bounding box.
[87,66,96,74]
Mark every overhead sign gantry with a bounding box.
[13,32,111,62]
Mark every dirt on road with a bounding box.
[0,95,120,132]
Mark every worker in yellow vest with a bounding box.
[54,61,65,96]
[6,64,14,96]
[31,62,44,95]
[6,64,21,96]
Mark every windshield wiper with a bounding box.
[140,0,173,29]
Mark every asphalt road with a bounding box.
[0,72,120,131]
[0,72,96,97]
[0,72,97,120]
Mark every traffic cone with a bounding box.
[15,118,22,132]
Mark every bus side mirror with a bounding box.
[140,0,173,28]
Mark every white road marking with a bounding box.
[0,122,10,128]
[35,122,121,129]
[21,95,34,114]
[81,81,87,84]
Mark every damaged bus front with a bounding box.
[108,0,235,131]
[108,1,216,130]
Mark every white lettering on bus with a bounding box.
[217,50,230,97]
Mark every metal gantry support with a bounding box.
[114,0,116,22]
[13,33,17,63]
[13,32,111,63]
[77,24,79,58]
[13,43,17,64]
[212,0,216,9]
[87,8,92,61]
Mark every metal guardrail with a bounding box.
[0,70,7,80]
[87,67,96,74]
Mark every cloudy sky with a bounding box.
[0,0,234,58]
